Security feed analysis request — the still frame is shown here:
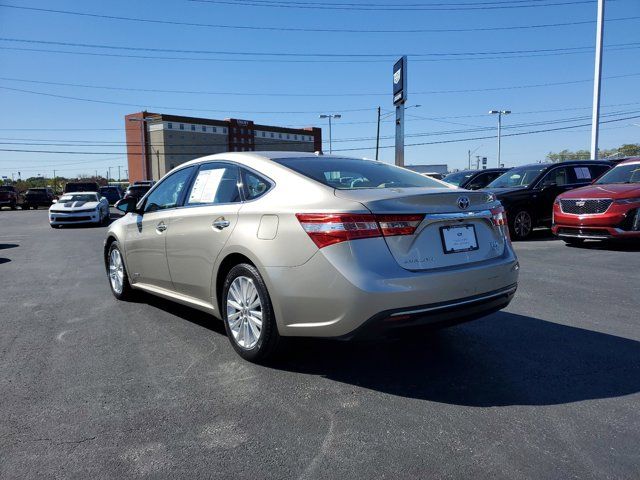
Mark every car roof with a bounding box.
[510,160,610,169]
[618,157,640,165]
[62,191,99,195]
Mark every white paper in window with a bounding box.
[188,168,224,204]
[574,167,591,180]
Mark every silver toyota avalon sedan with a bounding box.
[105,152,518,362]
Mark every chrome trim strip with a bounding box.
[390,285,517,317]
[423,210,492,225]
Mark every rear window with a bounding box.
[127,186,150,194]
[443,171,475,186]
[273,157,446,190]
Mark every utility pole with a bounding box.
[319,114,341,154]
[156,150,161,179]
[108,166,112,183]
[468,150,471,170]
[118,166,121,182]
[53,169,56,193]
[590,0,605,160]
[489,110,511,168]
[375,106,381,161]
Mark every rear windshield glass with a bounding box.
[594,163,640,184]
[488,165,546,188]
[273,157,447,190]
[59,194,98,202]
[26,189,47,193]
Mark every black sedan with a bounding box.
[483,160,611,240]
[443,168,510,190]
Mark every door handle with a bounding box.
[156,221,167,233]
[212,218,231,230]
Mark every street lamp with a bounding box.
[319,114,341,154]
[489,110,511,168]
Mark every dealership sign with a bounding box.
[393,56,407,105]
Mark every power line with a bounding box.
[2,36,638,58]
[1,4,637,34]
[188,0,611,11]
[2,114,638,155]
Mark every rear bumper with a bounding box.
[264,237,519,338]
[341,283,517,340]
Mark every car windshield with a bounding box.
[59,194,98,202]
[488,165,547,188]
[594,163,640,184]
[443,171,475,186]
[274,157,447,190]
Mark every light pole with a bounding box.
[489,110,511,168]
[591,0,605,160]
[319,114,341,154]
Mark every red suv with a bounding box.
[552,158,640,244]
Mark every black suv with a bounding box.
[22,187,55,210]
[64,182,100,193]
[98,186,122,206]
[443,168,510,190]
[484,160,612,239]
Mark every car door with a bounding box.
[124,166,195,290]
[535,166,577,224]
[165,162,243,302]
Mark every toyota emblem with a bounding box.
[457,196,470,210]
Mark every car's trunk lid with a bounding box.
[335,188,507,271]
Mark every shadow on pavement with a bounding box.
[0,258,11,265]
[132,292,640,407]
[268,312,640,407]
[0,244,19,250]
[567,239,640,252]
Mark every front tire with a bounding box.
[222,263,281,363]
[107,242,134,300]
[510,209,534,240]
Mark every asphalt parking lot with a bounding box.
[1,208,639,479]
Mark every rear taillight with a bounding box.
[296,213,425,248]
[491,206,510,240]
[376,214,425,236]
[296,213,380,249]
[490,206,506,227]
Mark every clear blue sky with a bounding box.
[0,0,638,179]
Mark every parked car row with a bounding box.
[442,158,640,243]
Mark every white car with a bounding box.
[49,192,110,228]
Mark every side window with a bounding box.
[187,164,241,205]
[588,164,609,180]
[574,166,593,182]
[241,168,271,200]
[542,167,575,187]
[143,167,194,213]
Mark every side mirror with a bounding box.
[115,197,139,214]
[52,199,58,204]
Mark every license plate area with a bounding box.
[440,224,479,254]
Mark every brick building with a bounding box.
[125,112,323,182]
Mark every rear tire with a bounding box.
[107,241,135,301]
[509,209,534,240]
[222,263,281,363]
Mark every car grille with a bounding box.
[53,216,92,222]
[560,199,612,215]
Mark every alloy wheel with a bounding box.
[514,211,532,238]
[226,276,263,349]
[109,249,124,295]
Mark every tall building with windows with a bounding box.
[125,112,322,182]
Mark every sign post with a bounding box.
[393,56,407,167]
